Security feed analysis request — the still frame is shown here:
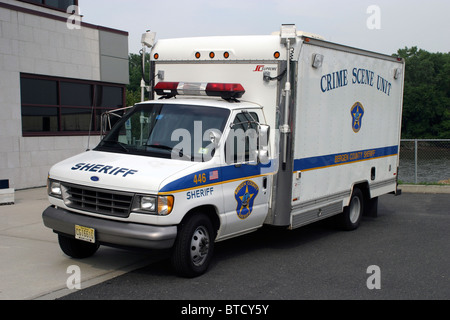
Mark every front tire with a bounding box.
[339,188,364,231]
[171,213,215,278]
[58,234,99,259]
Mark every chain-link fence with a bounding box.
[399,139,450,184]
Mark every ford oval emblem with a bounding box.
[90,176,100,182]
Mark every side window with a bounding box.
[225,112,260,164]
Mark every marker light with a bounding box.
[154,82,246,99]
[158,196,174,215]
[209,52,215,59]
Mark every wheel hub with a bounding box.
[349,196,361,224]
[190,226,210,266]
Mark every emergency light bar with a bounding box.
[154,82,245,100]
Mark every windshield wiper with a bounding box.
[143,144,173,151]
[98,140,131,153]
[143,144,193,161]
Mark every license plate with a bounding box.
[75,225,96,243]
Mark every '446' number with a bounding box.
[194,173,206,185]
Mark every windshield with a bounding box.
[95,103,230,162]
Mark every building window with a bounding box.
[18,0,78,12]
[20,74,125,136]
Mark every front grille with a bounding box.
[62,183,134,218]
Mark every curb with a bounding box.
[399,184,450,194]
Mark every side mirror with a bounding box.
[209,130,222,148]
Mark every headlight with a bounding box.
[141,196,156,211]
[47,179,62,199]
[131,195,174,216]
[132,195,156,213]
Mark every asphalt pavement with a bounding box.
[0,185,449,300]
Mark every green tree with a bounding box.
[394,47,450,138]
[126,53,151,106]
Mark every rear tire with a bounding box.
[58,234,99,259]
[339,188,364,231]
[171,213,215,278]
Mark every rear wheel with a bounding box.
[171,213,215,278]
[339,188,364,231]
[58,234,99,259]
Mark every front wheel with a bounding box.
[171,213,215,278]
[339,188,364,231]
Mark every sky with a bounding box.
[78,0,450,56]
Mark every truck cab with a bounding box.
[44,91,273,277]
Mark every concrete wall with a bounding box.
[99,29,129,84]
[0,1,128,189]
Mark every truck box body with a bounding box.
[150,34,404,229]
[289,39,404,228]
[43,26,405,277]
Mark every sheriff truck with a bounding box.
[43,24,405,277]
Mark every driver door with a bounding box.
[220,109,271,237]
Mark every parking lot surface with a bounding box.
[60,192,450,300]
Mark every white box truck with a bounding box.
[43,25,405,277]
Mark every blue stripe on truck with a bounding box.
[159,161,274,194]
[293,145,399,172]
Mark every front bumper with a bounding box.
[42,206,177,250]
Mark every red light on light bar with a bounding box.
[154,82,245,100]
[154,82,179,95]
[205,83,245,99]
